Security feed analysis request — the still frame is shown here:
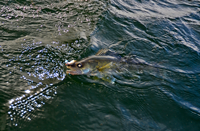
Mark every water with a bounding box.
[0,0,200,130]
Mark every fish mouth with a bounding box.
[66,69,83,75]
[65,60,83,75]
[66,66,91,75]
[65,65,83,75]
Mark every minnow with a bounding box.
[65,49,149,76]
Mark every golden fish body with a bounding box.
[65,55,120,75]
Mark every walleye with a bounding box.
[65,49,149,76]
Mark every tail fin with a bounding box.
[120,57,167,78]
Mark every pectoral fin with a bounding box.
[95,49,121,59]
[95,49,109,56]
[98,62,113,71]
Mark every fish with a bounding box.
[65,49,151,77]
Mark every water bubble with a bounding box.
[25,90,31,94]
[27,117,31,121]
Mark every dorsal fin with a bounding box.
[95,49,109,56]
[95,49,121,59]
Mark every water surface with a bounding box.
[0,0,200,130]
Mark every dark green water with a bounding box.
[0,0,200,130]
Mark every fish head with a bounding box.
[65,59,95,75]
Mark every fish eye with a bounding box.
[77,63,83,68]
